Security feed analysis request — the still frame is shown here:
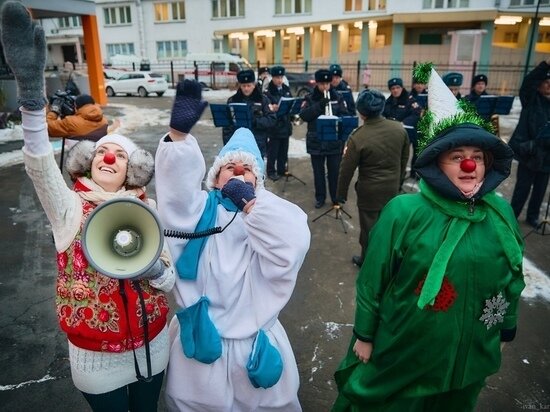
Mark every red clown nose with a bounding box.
[103,152,116,165]
[460,158,477,173]
[233,165,245,176]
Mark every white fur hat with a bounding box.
[65,134,154,187]
[205,128,265,190]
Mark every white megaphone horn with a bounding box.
[82,198,164,280]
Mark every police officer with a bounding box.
[264,65,293,181]
[383,77,422,178]
[329,64,356,114]
[223,69,276,157]
[442,72,463,99]
[300,69,349,208]
[465,74,489,103]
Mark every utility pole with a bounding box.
[524,0,542,78]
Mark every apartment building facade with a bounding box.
[11,0,550,95]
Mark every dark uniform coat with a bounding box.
[222,87,276,157]
[299,87,348,156]
[382,88,422,128]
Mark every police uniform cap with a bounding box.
[270,66,285,77]
[258,66,270,75]
[471,74,488,87]
[315,69,332,83]
[329,64,343,77]
[237,69,256,84]
[387,77,403,89]
[442,72,463,87]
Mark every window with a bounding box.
[157,40,188,59]
[213,39,224,52]
[275,0,311,15]
[504,32,519,43]
[423,0,468,8]
[155,2,185,21]
[58,16,82,29]
[344,0,385,11]
[212,0,245,18]
[510,0,549,4]
[103,6,132,25]
[106,43,135,56]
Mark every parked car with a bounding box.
[103,68,128,80]
[284,72,315,98]
[105,71,168,97]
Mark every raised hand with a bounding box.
[0,1,47,110]
[169,79,209,133]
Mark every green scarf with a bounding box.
[417,180,523,309]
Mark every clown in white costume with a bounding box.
[155,80,311,411]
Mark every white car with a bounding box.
[105,71,168,97]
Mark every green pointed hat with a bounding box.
[414,62,495,156]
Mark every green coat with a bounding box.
[336,116,409,210]
[333,180,524,409]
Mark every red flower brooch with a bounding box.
[415,276,457,311]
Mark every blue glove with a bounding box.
[0,2,47,110]
[221,179,256,211]
[169,79,208,133]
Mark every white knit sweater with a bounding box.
[21,108,174,394]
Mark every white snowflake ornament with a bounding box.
[479,292,510,329]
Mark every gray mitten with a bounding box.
[133,259,164,281]
[0,1,47,110]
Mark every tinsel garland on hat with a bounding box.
[412,62,495,154]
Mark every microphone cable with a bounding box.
[164,211,238,239]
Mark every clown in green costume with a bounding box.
[332,63,525,412]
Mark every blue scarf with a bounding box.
[176,190,238,280]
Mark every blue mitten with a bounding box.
[0,1,47,110]
[221,178,256,211]
[169,79,209,133]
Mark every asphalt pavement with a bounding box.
[0,94,549,411]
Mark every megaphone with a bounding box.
[82,198,164,280]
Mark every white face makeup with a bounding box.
[215,161,257,189]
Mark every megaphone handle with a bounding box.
[119,280,153,382]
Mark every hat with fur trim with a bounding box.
[237,69,256,84]
[65,134,154,188]
[205,128,265,190]
[356,88,385,117]
[315,69,332,83]
[471,74,488,87]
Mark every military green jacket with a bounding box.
[336,116,409,210]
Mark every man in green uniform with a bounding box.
[336,89,409,267]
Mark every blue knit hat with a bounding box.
[206,128,265,189]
